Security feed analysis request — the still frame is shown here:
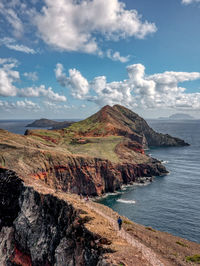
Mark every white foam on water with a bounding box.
[116,199,136,204]
[161,160,169,164]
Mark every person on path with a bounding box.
[117,216,122,230]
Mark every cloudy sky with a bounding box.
[1,0,200,119]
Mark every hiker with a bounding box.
[117,216,122,230]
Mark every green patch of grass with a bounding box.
[66,136,122,163]
[145,227,156,232]
[34,130,60,138]
[123,220,133,225]
[176,241,188,247]
[186,254,200,263]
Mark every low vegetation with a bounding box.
[186,254,200,263]
[176,241,188,247]
[145,226,156,232]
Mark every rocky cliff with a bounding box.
[0,168,109,265]
[1,168,200,266]
[0,104,189,197]
[0,127,167,197]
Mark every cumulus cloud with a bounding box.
[0,38,36,54]
[0,58,19,96]
[182,0,200,4]
[55,63,200,110]
[34,0,156,54]
[19,85,67,102]
[0,58,66,102]
[106,49,130,63]
[55,64,89,99]
[23,71,38,81]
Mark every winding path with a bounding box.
[88,201,165,266]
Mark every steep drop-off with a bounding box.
[0,168,108,265]
[1,168,200,266]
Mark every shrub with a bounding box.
[145,227,156,232]
[186,254,200,263]
[176,241,188,247]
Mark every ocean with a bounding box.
[1,119,200,243]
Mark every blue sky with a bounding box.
[1,0,200,119]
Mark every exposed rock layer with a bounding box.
[0,168,106,266]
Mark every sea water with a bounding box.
[1,119,200,243]
[98,120,200,243]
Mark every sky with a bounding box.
[1,0,200,119]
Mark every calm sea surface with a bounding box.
[99,120,200,243]
[1,119,200,243]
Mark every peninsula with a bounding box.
[1,105,197,266]
[26,118,75,129]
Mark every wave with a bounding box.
[116,199,136,204]
[161,160,169,164]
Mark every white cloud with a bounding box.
[0,59,19,96]
[43,101,71,113]
[106,49,130,63]
[0,57,18,65]
[19,85,67,102]
[0,2,23,37]
[0,99,40,112]
[0,58,66,102]
[182,0,200,4]
[23,71,38,81]
[55,62,200,110]
[55,64,89,99]
[0,38,36,54]
[34,0,156,54]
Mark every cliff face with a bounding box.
[0,104,188,197]
[112,105,189,147]
[0,168,105,266]
[1,169,200,266]
[0,143,167,197]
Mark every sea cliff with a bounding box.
[1,168,200,266]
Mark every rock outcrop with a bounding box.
[0,168,106,266]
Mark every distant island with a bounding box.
[26,118,75,129]
[158,113,194,120]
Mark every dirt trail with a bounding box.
[88,201,166,266]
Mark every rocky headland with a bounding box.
[1,104,189,197]
[26,118,75,129]
[0,104,197,266]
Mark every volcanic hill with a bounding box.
[1,104,188,197]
